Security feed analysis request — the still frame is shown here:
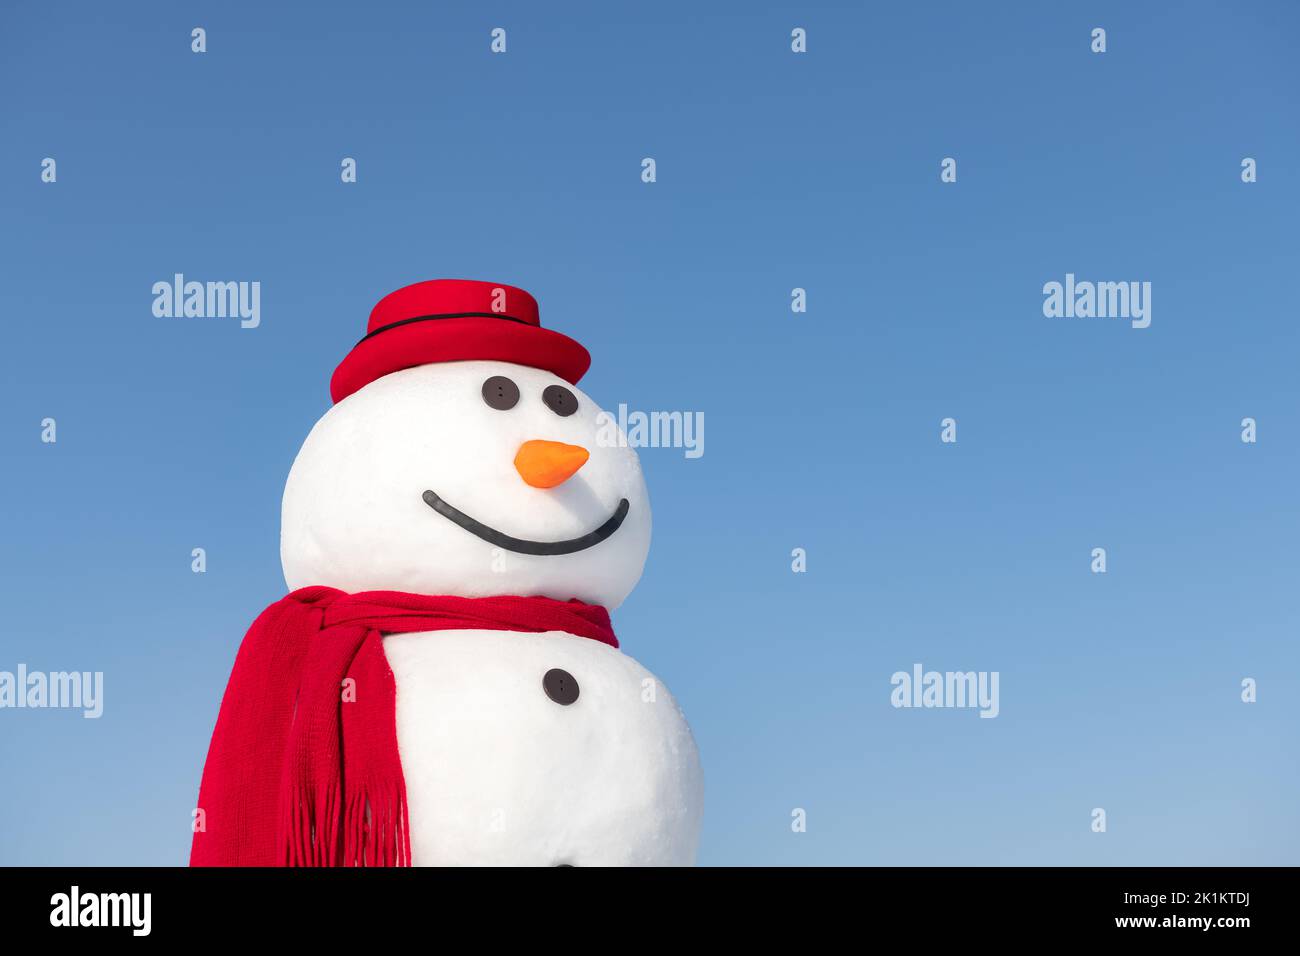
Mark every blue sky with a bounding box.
[1,0,1297,865]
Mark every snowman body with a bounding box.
[386,629,700,866]
[281,358,702,865]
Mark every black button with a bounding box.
[542,668,579,705]
[542,384,578,417]
[482,375,520,410]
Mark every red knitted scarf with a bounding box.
[189,587,617,867]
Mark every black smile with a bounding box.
[421,491,630,556]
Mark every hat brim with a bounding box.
[330,317,592,403]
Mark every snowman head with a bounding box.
[280,281,651,609]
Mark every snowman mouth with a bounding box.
[421,490,630,556]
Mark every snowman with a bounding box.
[191,280,702,867]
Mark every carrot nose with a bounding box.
[514,440,590,488]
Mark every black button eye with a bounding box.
[482,376,520,410]
[542,385,578,417]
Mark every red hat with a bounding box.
[330,279,591,403]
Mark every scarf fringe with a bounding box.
[281,783,410,866]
